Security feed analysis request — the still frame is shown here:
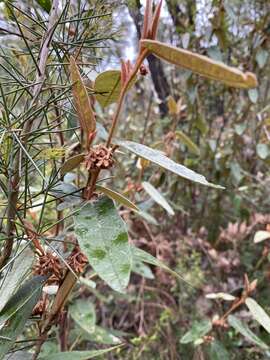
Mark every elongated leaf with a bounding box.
[74,325,121,345]
[0,276,46,327]
[142,181,174,216]
[180,320,212,344]
[228,315,269,350]
[70,57,96,135]
[39,346,121,360]
[94,70,136,108]
[0,249,34,312]
[141,39,258,89]
[175,130,200,155]
[245,297,270,334]
[60,154,85,176]
[0,276,45,358]
[74,197,132,293]
[36,0,52,13]
[254,230,270,243]
[116,140,223,188]
[96,185,139,211]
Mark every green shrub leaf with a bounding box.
[142,181,174,216]
[245,297,270,334]
[180,319,212,344]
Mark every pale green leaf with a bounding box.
[175,130,200,155]
[205,292,236,301]
[180,320,212,344]
[142,181,174,216]
[70,299,96,330]
[207,340,230,360]
[132,260,154,279]
[141,39,258,89]
[256,144,269,159]
[248,88,258,104]
[254,231,270,243]
[39,346,121,360]
[116,140,223,189]
[74,197,132,293]
[96,185,139,211]
[228,315,269,350]
[60,154,85,176]
[245,297,270,334]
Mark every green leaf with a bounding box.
[36,0,52,13]
[0,249,34,312]
[180,320,212,344]
[0,276,46,327]
[228,315,269,350]
[256,144,269,159]
[207,340,230,360]
[60,154,85,176]
[39,346,122,360]
[175,130,200,155]
[70,299,96,330]
[245,297,270,334]
[142,181,174,216]
[0,276,45,358]
[94,70,136,108]
[248,88,258,103]
[140,39,258,89]
[96,185,139,211]
[77,325,121,345]
[117,140,223,189]
[256,49,268,69]
[70,57,96,136]
[74,197,132,293]
[132,260,154,279]
[254,231,270,244]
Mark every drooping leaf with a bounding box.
[180,320,212,344]
[254,231,270,243]
[207,340,230,360]
[175,130,200,155]
[142,181,174,216]
[0,276,46,327]
[228,315,269,350]
[70,57,96,136]
[116,140,223,188]
[141,39,258,89]
[0,249,34,312]
[245,297,270,334]
[60,154,85,176]
[36,0,52,13]
[94,70,136,108]
[132,260,154,279]
[39,346,122,360]
[96,185,139,211]
[74,197,132,293]
[0,276,46,358]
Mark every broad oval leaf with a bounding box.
[74,196,132,293]
[175,130,200,155]
[70,299,96,330]
[94,70,136,108]
[0,276,46,358]
[207,340,230,360]
[142,181,174,216]
[254,230,270,243]
[116,140,224,189]
[39,346,121,360]
[180,319,212,344]
[60,153,85,176]
[141,39,258,89]
[245,297,270,334]
[228,315,269,350]
[96,185,139,211]
[70,57,96,135]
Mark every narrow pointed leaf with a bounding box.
[96,185,139,211]
[254,230,270,243]
[142,181,174,216]
[116,140,223,188]
[228,315,269,350]
[0,276,46,358]
[141,39,258,89]
[245,297,270,334]
[60,154,85,176]
[39,346,122,360]
[70,57,96,135]
[0,249,34,312]
[74,197,132,293]
[180,320,212,344]
[175,130,200,155]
